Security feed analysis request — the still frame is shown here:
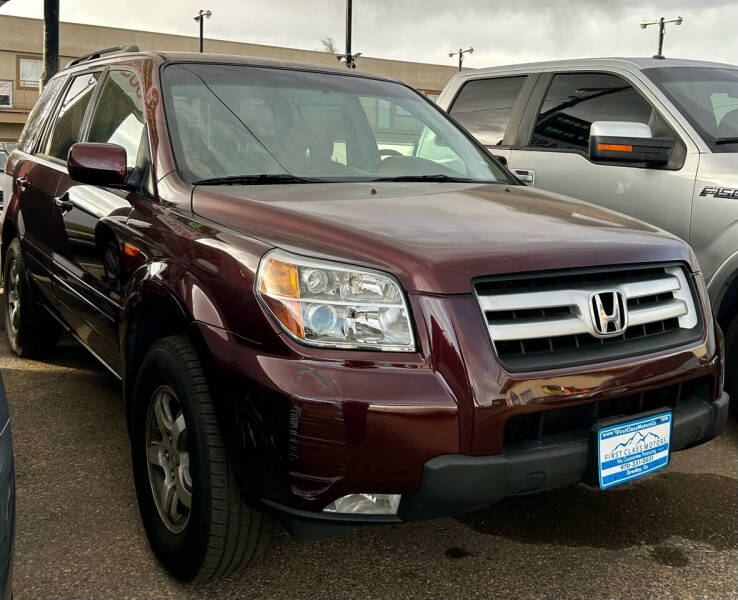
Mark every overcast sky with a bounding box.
[2,0,737,67]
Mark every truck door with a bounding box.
[506,71,699,242]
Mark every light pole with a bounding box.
[337,0,361,70]
[640,16,682,59]
[41,0,59,87]
[449,47,473,71]
[194,9,213,53]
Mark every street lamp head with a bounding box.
[468,47,474,54]
[449,52,454,57]
[674,16,683,25]
[204,10,213,18]
[640,22,647,29]
[194,9,213,21]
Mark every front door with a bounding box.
[507,71,699,242]
[49,69,148,373]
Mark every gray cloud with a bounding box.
[2,0,737,67]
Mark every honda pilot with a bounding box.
[1,49,728,583]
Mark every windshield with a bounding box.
[161,63,509,184]
[645,66,738,152]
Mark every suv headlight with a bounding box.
[256,249,415,351]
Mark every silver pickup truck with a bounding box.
[439,57,738,414]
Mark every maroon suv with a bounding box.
[1,48,728,582]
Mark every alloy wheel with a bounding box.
[6,258,20,338]
[146,385,192,533]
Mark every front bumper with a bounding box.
[398,391,729,520]
[264,391,729,534]
[196,286,724,536]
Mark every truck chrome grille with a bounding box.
[474,264,703,371]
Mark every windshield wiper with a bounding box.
[193,174,314,185]
[369,174,490,183]
[714,137,738,145]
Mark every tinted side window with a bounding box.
[87,70,146,169]
[449,76,527,146]
[531,72,653,152]
[45,72,101,160]
[16,75,67,154]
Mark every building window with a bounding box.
[0,81,12,108]
[17,55,43,90]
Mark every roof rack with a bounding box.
[68,45,140,67]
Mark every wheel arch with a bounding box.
[709,262,738,331]
[121,273,216,432]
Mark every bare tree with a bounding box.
[320,37,338,54]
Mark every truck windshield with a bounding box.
[161,63,509,184]
[645,66,738,152]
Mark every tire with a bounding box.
[724,315,738,419]
[3,237,60,357]
[131,334,271,583]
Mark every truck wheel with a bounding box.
[724,315,738,419]
[3,238,60,357]
[131,334,271,582]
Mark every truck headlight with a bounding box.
[256,249,415,351]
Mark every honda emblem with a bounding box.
[590,291,627,338]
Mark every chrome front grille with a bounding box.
[474,264,703,371]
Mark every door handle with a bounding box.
[16,177,30,192]
[54,194,74,214]
[512,169,535,185]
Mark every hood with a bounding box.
[192,182,695,294]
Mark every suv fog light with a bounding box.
[323,493,401,515]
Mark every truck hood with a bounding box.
[192,182,695,294]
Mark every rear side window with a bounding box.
[449,76,527,146]
[16,75,67,154]
[530,72,653,152]
[87,70,146,169]
[45,72,101,160]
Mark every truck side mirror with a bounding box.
[589,121,675,166]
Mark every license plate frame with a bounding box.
[597,411,673,490]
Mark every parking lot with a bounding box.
[0,328,734,600]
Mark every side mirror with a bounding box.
[589,121,675,166]
[67,143,128,187]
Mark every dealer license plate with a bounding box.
[598,412,672,489]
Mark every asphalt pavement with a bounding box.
[1,331,736,599]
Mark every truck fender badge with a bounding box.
[700,186,738,199]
